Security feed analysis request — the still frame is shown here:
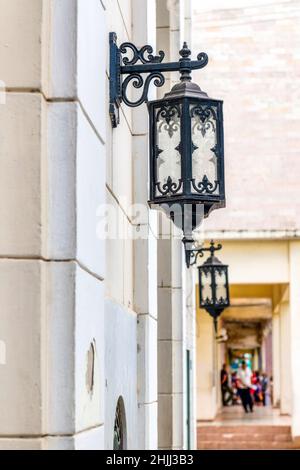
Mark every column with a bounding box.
[182,260,197,449]
[157,232,184,449]
[181,0,195,451]
[261,340,266,372]
[279,301,292,415]
[156,0,185,450]
[196,309,217,421]
[253,349,259,371]
[272,310,281,407]
[0,3,47,449]
[289,241,300,438]
[47,0,106,449]
[132,0,158,450]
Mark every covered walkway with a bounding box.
[196,240,300,446]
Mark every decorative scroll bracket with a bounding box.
[183,239,222,269]
[109,32,209,128]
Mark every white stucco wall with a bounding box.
[104,299,138,449]
[0,0,107,449]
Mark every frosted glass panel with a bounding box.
[155,105,182,196]
[215,269,227,302]
[200,269,212,304]
[190,104,219,195]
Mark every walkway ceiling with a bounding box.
[222,297,272,349]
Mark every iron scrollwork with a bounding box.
[109,32,209,127]
[120,43,165,65]
[157,104,181,137]
[183,239,222,269]
[120,42,166,108]
[122,72,165,108]
[156,177,183,196]
[191,175,219,195]
[191,104,217,137]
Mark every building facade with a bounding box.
[5,0,299,452]
[0,0,197,450]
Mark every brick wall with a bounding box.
[193,0,300,233]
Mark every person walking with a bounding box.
[237,361,253,413]
[220,364,234,406]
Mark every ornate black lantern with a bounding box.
[109,33,225,238]
[147,44,225,234]
[186,241,230,331]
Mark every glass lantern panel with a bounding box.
[190,104,219,195]
[215,267,228,304]
[200,268,213,305]
[155,104,182,197]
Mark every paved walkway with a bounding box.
[200,405,291,427]
[197,406,296,449]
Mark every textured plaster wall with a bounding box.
[0,0,106,449]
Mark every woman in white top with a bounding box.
[237,361,254,413]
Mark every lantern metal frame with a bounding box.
[186,240,230,331]
[147,91,225,222]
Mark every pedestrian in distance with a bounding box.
[237,360,254,413]
[220,363,234,406]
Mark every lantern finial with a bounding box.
[179,42,191,59]
[209,240,220,255]
[179,42,192,82]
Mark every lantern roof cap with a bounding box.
[163,80,210,100]
[202,254,225,266]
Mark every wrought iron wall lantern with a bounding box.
[185,240,230,332]
[110,32,225,246]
